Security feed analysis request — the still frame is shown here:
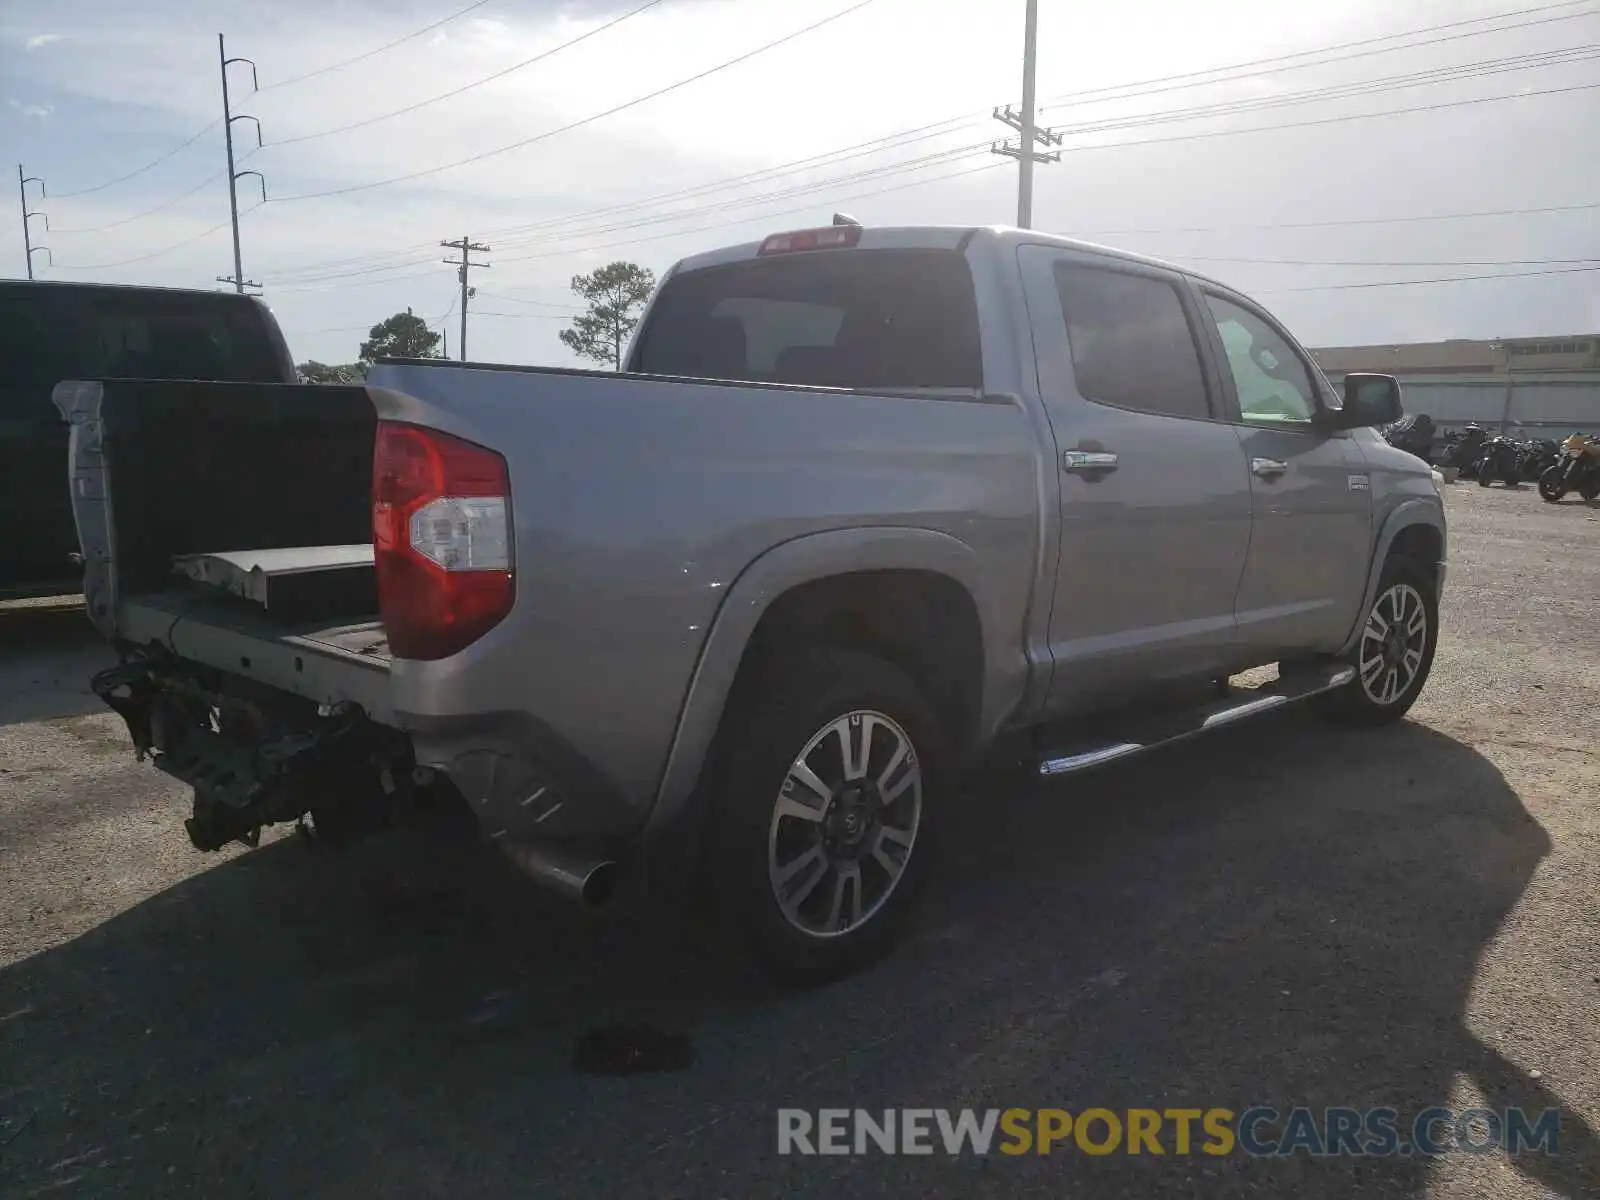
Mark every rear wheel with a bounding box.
[1318,555,1439,726]
[1538,466,1567,503]
[707,645,947,985]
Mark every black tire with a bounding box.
[1538,466,1567,503]
[706,645,947,986]
[1581,478,1600,503]
[1476,468,1494,488]
[1317,555,1439,727]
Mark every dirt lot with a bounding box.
[1,485,1597,1199]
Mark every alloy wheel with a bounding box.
[1359,583,1428,706]
[766,710,921,939]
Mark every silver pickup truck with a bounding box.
[57,223,1445,982]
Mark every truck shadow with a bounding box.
[0,714,1592,1198]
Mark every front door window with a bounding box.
[1204,294,1318,426]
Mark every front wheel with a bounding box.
[707,645,947,985]
[1318,555,1439,726]
[1538,466,1567,503]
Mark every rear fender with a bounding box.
[645,526,1010,841]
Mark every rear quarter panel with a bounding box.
[365,363,1042,820]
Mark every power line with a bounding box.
[470,311,576,319]
[1039,0,1599,112]
[48,165,232,234]
[267,255,442,286]
[269,0,881,202]
[262,115,989,280]
[490,144,987,253]
[49,119,222,200]
[251,3,1600,279]
[492,158,1009,266]
[483,40,1600,255]
[257,0,495,91]
[471,291,580,310]
[269,267,448,292]
[1259,264,1600,292]
[52,217,235,270]
[1075,199,1600,236]
[1047,45,1600,139]
[490,69,1600,263]
[269,0,671,146]
[265,148,994,284]
[1178,254,1600,267]
[1053,79,1600,157]
[285,320,389,336]
[439,61,1595,260]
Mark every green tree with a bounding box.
[297,360,367,384]
[359,308,441,363]
[558,261,656,370]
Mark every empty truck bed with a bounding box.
[117,589,393,721]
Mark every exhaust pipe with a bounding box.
[501,839,618,907]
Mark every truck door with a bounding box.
[1017,246,1255,714]
[1192,287,1373,658]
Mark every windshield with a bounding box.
[629,247,982,390]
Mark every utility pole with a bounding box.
[219,34,266,295]
[17,165,49,279]
[441,236,491,361]
[990,0,1061,228]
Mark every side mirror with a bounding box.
[1334,372,1402,429]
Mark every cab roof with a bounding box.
[665,224,1240,293]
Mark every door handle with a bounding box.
[1251,457,1288,479]
[1062,449,1119,474]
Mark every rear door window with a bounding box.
[0,288,281,418]
[631,248,982,390]
[1053,264,1213,420]
[84,295,280,381]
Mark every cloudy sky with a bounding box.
[2,0,1596,367]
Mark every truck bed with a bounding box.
[117,588,393,721]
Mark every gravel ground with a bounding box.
[1,485,1597,1198]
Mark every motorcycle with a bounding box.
[1519,438,1559,481]
[1383,414,1436,463]
[1441,424,1489,479]
[1537,434,1600,503]
[1474,435,1523,487]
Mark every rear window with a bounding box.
[0,289,282,416]
[631,248,982,390]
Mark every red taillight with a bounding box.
[373,421,513,661]
[757,225,862,256]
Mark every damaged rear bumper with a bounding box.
[92,657,417,851]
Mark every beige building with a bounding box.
[1306,335,1600,434]
[1309,335,1600,377]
